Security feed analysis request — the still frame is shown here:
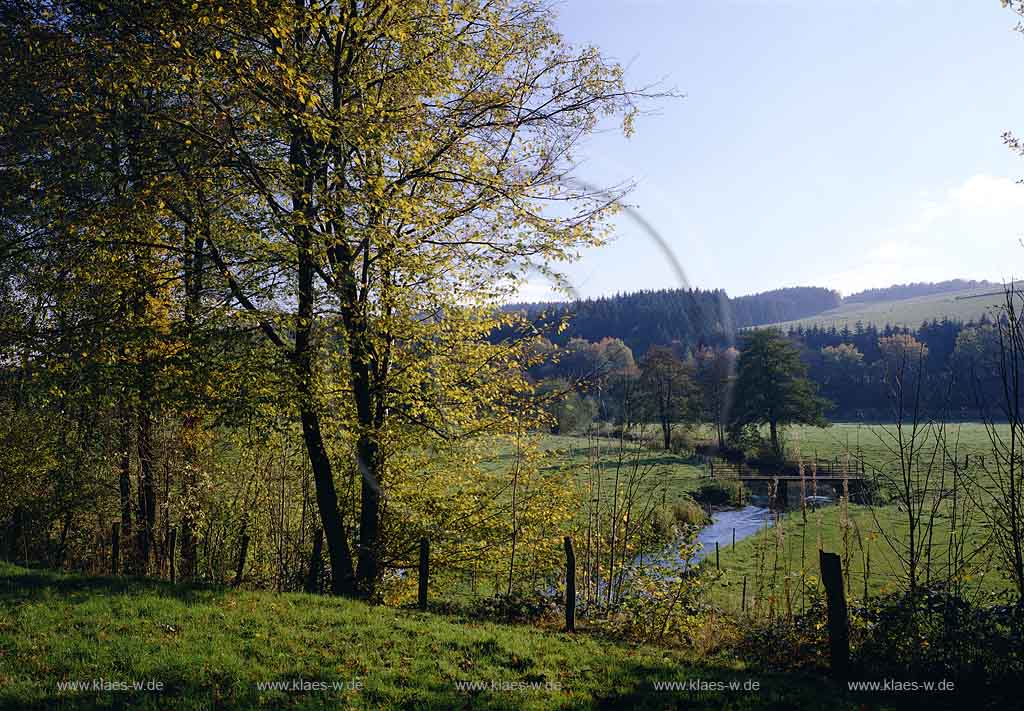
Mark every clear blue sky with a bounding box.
[525,0,1024,300]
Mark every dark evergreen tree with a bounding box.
[731,330,829,458]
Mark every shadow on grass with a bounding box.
[0,562,226,608]
[0,562,937,711]
[1,660,865,711]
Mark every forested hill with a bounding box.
[504,286,840,355]
[730,287,841,327]
[844,279,997,304]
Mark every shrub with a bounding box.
[669,427,698,455]
[733,586,1024,704]
[693,480,737,507]
[726,423,762,459]
[851,588,1024,697]
[670,498,707,527]
[597,526,722,647]
[435,591,562,625]
[649,497,707,542]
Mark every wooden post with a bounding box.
[784,576,792,624]
[233,532,250,587]
[864,547,870,602]
[741,575,747,613]
[306,528,323,594]
[110,523,120,575]
[418,537,429,611]
[168,528,177,583]
[732,528,736,548]
[819,550,849,679]
[715,541,720,570]
[563,536,576,632]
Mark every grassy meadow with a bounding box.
[0,562,856,711]
[708,423,1014,611]
[512,423,1016,613]
[0,426,1012,709]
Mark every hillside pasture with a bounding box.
[757,283,1012,331]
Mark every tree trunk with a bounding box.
[179,226,205,581]
[299,401,355,596]
[345,292,383,599]
[179,414,200,581]
[117,397,133,557]
[136,396,156,574]
[355,434,381,597]
[290,111,358,597]
[769,419,780,458]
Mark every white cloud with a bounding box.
[950,174,1024,211]
[507,279,565,304]
[824,174,1024,295]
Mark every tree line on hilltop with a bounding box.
[843,279,997,304]
[502,286,841,355]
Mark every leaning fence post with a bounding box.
[418,537,429,610]
[168,528,177,583]
[741,575,747,613]
[563,536,576,632]
[233,531,250,587]
[110,523,120,575]
[305,528,323,594]
[819,550,849,679]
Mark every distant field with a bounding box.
[757,283,1011,330]
[534,432,708,502]
[707,424,1013,611]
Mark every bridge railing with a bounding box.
[708,457,864,480]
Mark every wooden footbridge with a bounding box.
[708,457,869,504]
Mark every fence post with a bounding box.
[563,536,576,632]
[233,531,250,587]
[741,575,747,613]
[110,523,120,575]
[305,528,323,594]
[168,528,177,583]
[732,528,736,548]
[715,541,720,570]
[418,537,429,611]
[819,550,849,679]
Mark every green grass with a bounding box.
[533,432,709,501]
[705,423,1015,611]
[780,422,1000,465]
[0,561,859,710]
[708,503,1009,613]
[514,424,1015,612]
[758,283,1011,331]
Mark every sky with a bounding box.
[519,0,1024,301]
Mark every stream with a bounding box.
[640,505,775,568]
[692,505,774,562]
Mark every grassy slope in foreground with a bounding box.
[0,562,856,710]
